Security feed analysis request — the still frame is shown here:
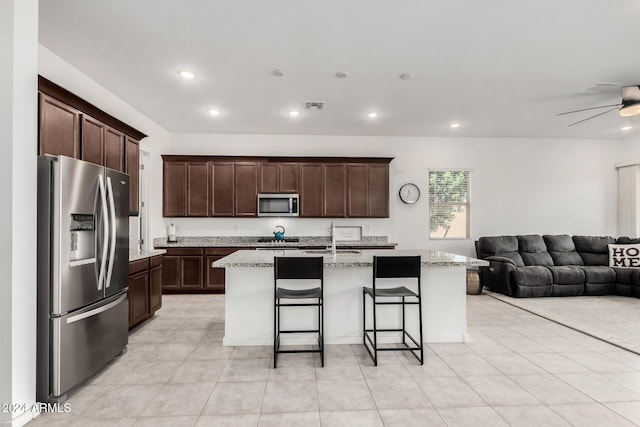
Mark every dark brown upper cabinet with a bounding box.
[104,127,125,172]
[187,162,209,216]
[163,161,187,217]
[368,163,389,217]
[39,93,80,159]
[210,162,235,217]
[234,162,259,217]
[323,164,347,217]
[300,163,323,217]
[347,163,369,217]
[259,162,300,193]
[125,137,140,216]
[80,115,105,166]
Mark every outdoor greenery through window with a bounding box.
[428,170,470,239]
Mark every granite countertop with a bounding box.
[211,248,489,268]
[153,235,396,249]
[129,249,167,262]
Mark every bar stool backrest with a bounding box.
[274,257,324,280]
[373,256,421,279]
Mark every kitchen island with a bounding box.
[212,249,488,346]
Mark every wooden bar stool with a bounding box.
[273,256,324,368]
[363,255,423,366]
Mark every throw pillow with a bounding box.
[608,244,640,268]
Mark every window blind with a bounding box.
[428,170,470,239]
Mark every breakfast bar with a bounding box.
[212,249,488,346]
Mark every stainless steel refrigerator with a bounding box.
[37,155,129,402]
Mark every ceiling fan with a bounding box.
[558,85,640,126]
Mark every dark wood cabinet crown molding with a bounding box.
[38,75,147,141]
[161,155,393,164]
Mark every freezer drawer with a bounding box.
[51,292,128,397]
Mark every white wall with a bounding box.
[1,0,38,425]
[162,134,620,256]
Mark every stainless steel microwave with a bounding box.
[257,193,299,217]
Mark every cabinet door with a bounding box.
[128,271,149,328]
[125,137,140,216]
[234,162,258,217]
[210,162,235,216]
[368,164,389,217]
[279,163,299,193]
[204,248,237,293]
[163,162,187,216]
[181,256,204,289]
[347,164,368,217]
[149,264,162,313]
[323,164,347,217]
[187,162,209,216]
[105,127,125,172]
[39,93,80,158]
[259,163,279,193]
[300,163,323,217]
[80,115,105,166]
[161,255,181,291]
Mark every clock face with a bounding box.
[399,183,420,204]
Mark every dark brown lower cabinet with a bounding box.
[128,255,163,329]
[205,248,239,293]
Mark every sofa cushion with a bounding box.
[512,266,553,287]
[580,266,616,283]
[617,237,640,244]
[608,243,640,268]
[573,236,616,266]
[477,236,524,267]
[546,266,585,284]
[543,235,583,266]
[517,235,553,266]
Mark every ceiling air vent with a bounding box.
[304,101,325,110]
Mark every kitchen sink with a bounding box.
[303,249,361,254]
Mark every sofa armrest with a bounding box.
[479,257,517,296]
[484,256,517,267]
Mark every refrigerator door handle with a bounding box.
[97,174,109,291]
[105,177,117,289]
[66,293,127,324]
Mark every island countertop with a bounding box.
[212,248,488,268]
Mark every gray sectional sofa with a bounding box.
[476,234,640,298]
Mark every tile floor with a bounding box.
[28,294,640,426]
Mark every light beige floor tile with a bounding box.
[230,346,273,359]
[257,411,320,427]
[428,343,475,355]
[604,401,640,425]
[314,357,364,381]
[128,329,169,344]
[465,338,513,354]
[324,344,356,358]
[187,343,234,361]
[144,343,197,361]
[360,363,411,379]
[365,377,431,409]
[142,382,215,416]
[316,378,376,411]
[510,374,593,404]
[493,405,571,426]
[202,381,266,415]
[162,329,209,344]
[600,349,640,369]
[195,414,259,427]
[403,354,458,377]
[69,418,137,427]
[219,358,271,382]
[169,359,227,383]
[463,375,540,406]
[549,403,638,427]
[378,408,446,427]
[319,410,384,427]
[414,376,487,408]
[560,351,637,373]
[499,336,551,353]
[482,352,547,375]
[439,353,503,376]
[520,352,590,374]
[603,372,640,394]
[529,336,591,352]
[260,380,319,413]
[132,416,198,427]
[436,406,509,427]
[82,384,162,418]
[557,372,640,402]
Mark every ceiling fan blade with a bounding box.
[622,86,640,101]
[557,103,621,116]
[568,106,620,126]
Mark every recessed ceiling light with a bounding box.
[207,109,221,116]
[450,122,461,128]
[367,112,379,118]
[335,71,349,79]
[288,110,300,117]
[400,73,413,80]
[178,70,195,79]
[621,125,632,130]
[272,69,285,77]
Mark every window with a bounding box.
[428,170,470,239]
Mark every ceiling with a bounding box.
[38,0,640,139]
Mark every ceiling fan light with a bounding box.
[620,103,640,117]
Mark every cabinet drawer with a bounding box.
[129,259,149,275]
[165,248,203,256]
[150,255,163,268]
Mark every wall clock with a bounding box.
[399,183,420,204]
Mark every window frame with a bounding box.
[427,169,471,240]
